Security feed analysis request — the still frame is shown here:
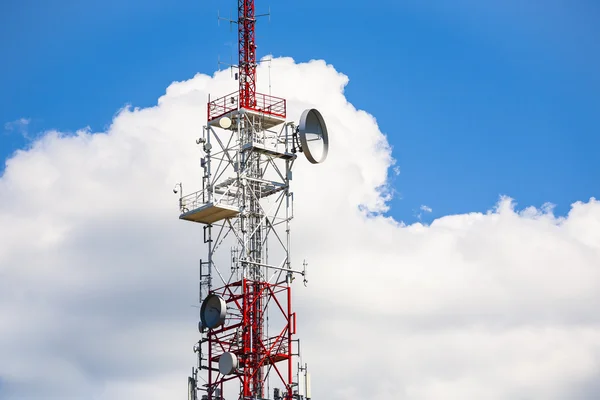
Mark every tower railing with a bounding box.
[179,185,238,214]
[208,91,287,122]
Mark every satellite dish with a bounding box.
[200,294,227,329]
[219,352,238,375]
[219,116,232,129]
[298,109,329,164]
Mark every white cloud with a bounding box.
[0,58,599,400]
[415,204,432,220]
[3,118,31,139]
[4,117,30,129]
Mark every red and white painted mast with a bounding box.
[237,0,257,109]
[176,1,329,399]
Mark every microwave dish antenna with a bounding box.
[200,294,227,329]
[219,352,239,375]
[218,116,232,129]
[298,108,329,164]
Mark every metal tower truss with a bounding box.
[176,1,328,399]
[179,108,311,400]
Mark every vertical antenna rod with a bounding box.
[238,0,257,109]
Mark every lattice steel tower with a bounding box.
[175,1,329,399]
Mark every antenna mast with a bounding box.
[238,0,257,109]
[176,1,329,399]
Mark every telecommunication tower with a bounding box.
[175,1,329,399]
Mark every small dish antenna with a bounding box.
[298,109,329,164]
[219,116,232,129]
[200,294,227,329]
[219,352,238,375]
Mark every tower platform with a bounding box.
[241,141,295,160]
[179,189,240,224]
[180,203,240,224]
[207,91,286,131]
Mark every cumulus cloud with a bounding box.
[0,57,599,400]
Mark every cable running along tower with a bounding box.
[175,1,329,399]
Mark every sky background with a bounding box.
[2,0,598,223]
[2,2,600,399]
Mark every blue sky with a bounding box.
[1,0,599,223]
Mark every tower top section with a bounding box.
[207,0,287,126]
[238,0,257,109]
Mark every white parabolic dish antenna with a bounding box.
[219,116,232,129]
[298,108,329,164]
[200,294,227,329]
[219,352,238,375]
